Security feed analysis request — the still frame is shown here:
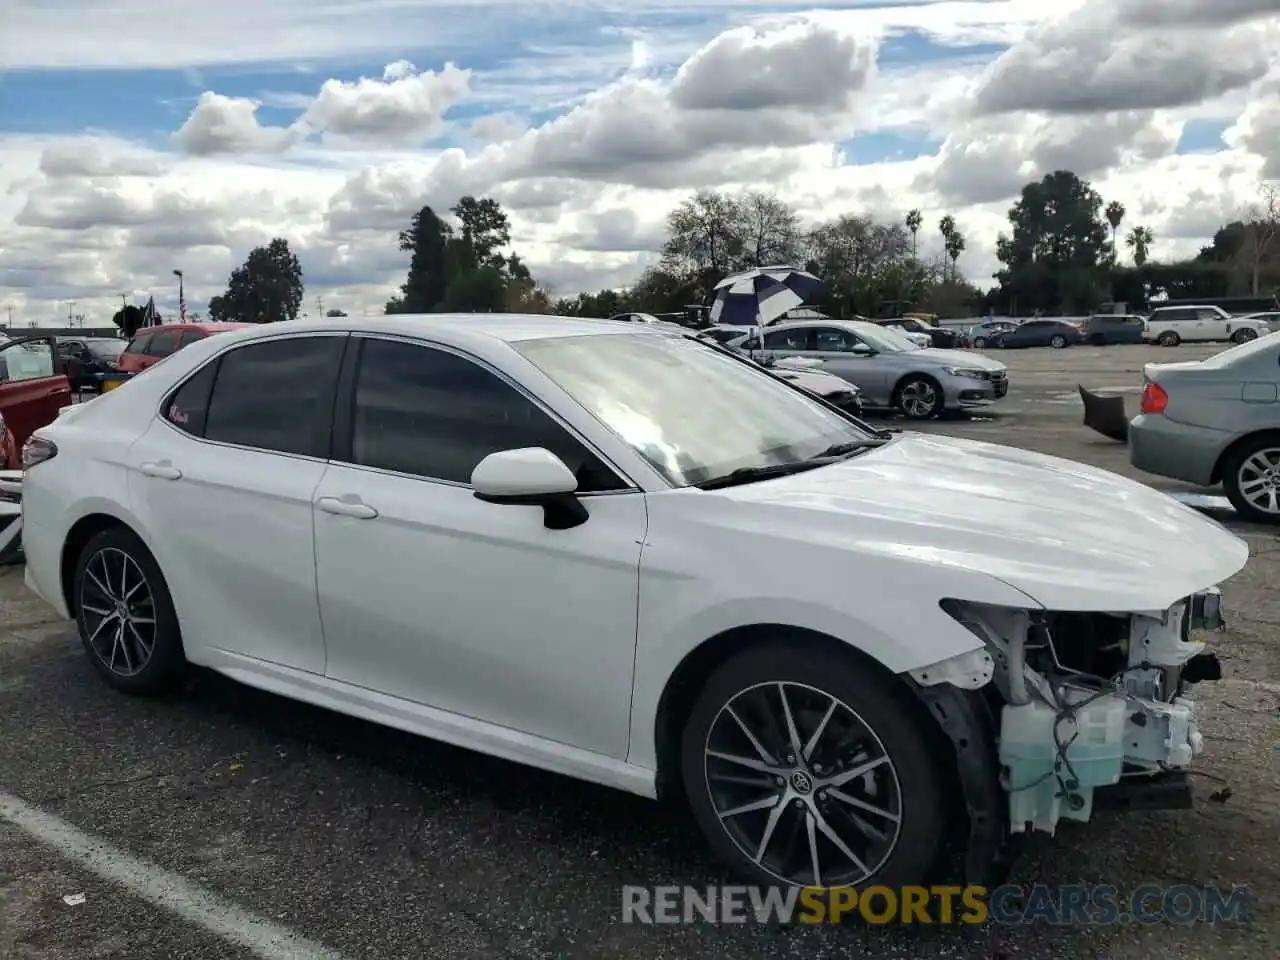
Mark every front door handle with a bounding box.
[316,496,378,520]
[139,461,182,480]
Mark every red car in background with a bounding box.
[0,337,73,470]
[117,322,252,375]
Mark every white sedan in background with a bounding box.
[20,314,1245,891]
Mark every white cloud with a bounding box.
[3,2,1280,323]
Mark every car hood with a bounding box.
[910,348,1006,371]
[716,432,1248,612]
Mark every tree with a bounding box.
[385,206,452,314]
[737,191,801,267]
[938,216,957,282]
[806,214,921,318]
[110,304,147,337]
[993,171,1110,313]
[451,195,511,271]
[1105,200,1126,264]
[208,238,304,323]
[945,230,966,280]
[661,190,746,293]
[905,209,923,261]
[1126,226,1154,267]
[1239,182,1279,295]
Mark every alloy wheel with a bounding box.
[78,547,157,678]
[1236,448,1280,515]
[702,681,903,888]
[1233,329,1258,343]
[899,381,937,418]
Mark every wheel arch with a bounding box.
[60,510,147,616]
[651,624,942,802]
[1211,429,1280,485]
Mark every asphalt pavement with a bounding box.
[2,342,1276,959]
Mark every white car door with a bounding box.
[1197,308,1229,341]
[311,335,647,759]
[809,326,891,404]
[126,333,348,675]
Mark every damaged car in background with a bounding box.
[19,314,1247,893]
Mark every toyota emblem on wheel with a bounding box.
[789,770,814,795]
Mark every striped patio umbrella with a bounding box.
[708,266,822,327]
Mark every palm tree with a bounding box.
[938,215,957,281]
[1105,201,1126,264]
[905,209,923,261]
[945,231,966,280]
[1126,226,1153,267]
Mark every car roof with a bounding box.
[132,322,254,335]
[192,314,663,353]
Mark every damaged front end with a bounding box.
[913,589,1227,846]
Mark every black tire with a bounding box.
[972,337,987,349]
[893,374,943,419]
[1049,334,1068,348]
[1231,328,1258,344]
[680,642,948,892]
[73,526,185,695]
[1221,435,1280,524]
[1157,331,1180,346]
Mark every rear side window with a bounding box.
[179,330,206,348]
[203,336,346,457]
[163,362,219,436]
[125,334,151,354]
[146,331,181,356]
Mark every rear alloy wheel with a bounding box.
[1049,334,1068,349]
[972,337,987,349]
[894,375,942,419]
[1223,437,1280,523]
[681,645,946,891]
[1158,331,1180,346]
[1231,328,1258,344]
[74,527,185,694]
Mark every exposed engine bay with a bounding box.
[915,590,1227,835]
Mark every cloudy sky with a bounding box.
[2,0,1278,323]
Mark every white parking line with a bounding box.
[0,788,349,960]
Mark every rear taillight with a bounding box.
[1140,382,1168,414]
[22,435,57,469]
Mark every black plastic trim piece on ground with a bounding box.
[1094,771,1194,812]
[911,681,1016,887]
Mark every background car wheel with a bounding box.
[972,337,987,349]
[73,526,185,695]
[893,375,942,419]
[1157,331,1180,346]
[1222,436,1280,524]
[1231,328,1258,344]
[680,642,948,891]
[1049,334,1068,348]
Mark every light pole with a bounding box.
[173,269,185,321]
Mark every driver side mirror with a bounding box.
[471,447,588,530]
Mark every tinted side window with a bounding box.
[813,328,858,351]
[146,331,181,356]
[179,330,207,348]
[204,336,346,457]
[347,339,625,492]
[125,334,151,354]
[163,361,219,436]
[763,329,810,350]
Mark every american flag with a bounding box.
[141,296,160,327]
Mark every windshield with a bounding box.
[846,322,921,353]
[85,339,125,358]
[513,332,876,487]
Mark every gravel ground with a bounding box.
[1,343,1276,959]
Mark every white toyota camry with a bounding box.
[20,314,1247,891]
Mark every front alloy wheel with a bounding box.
[681,644,947,892]
[896,376,941,419]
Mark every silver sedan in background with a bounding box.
[1130,331,1280,522]
[736,319,1009,418]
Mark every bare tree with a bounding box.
[1239,182,1280,295]
[738,191,802,267]
[661,191,745,284]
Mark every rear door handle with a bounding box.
[316,496,378,520]
[139,461,182,480]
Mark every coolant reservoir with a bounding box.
[999,691,1125,834]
